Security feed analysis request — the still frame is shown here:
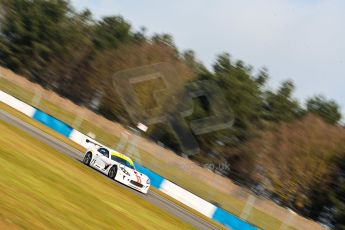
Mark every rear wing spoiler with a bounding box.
[86,139,104,149]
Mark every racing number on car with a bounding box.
[112,63,234,156]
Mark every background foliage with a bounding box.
[0,0,344,228]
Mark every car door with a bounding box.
[93,148,111,172]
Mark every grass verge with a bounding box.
[0,103,225,229]
[0,120,194,230]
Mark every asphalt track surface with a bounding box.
[0,109,219,230]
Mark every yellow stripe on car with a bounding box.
[111,151,134,166]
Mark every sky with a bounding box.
[72,0,345,116]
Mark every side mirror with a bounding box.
[86,139,90,143]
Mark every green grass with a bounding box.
[0,77,295,230]
[0,103,226,229]
[0,120,194,230]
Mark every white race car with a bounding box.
[82,140,150,194]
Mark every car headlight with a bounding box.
[146,178,150,184]
[120,167,130,176]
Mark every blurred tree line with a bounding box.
[0,0,344,228]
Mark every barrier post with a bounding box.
[124,123,147,164]
[31,89,42,107]
[113,131,129,151]
[279,209,296,230]
[240,195,256,220]
[72,112,84,129]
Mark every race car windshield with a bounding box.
[111,155,134,169]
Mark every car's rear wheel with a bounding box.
[108,166,117,179]
[83,152,92,165]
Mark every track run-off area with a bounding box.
[0,109,220,230]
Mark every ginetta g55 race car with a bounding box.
[82,140,150,194]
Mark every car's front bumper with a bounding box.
[115,172,150,194]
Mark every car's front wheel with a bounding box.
[83,152,92,165]
[108,166,117,179]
